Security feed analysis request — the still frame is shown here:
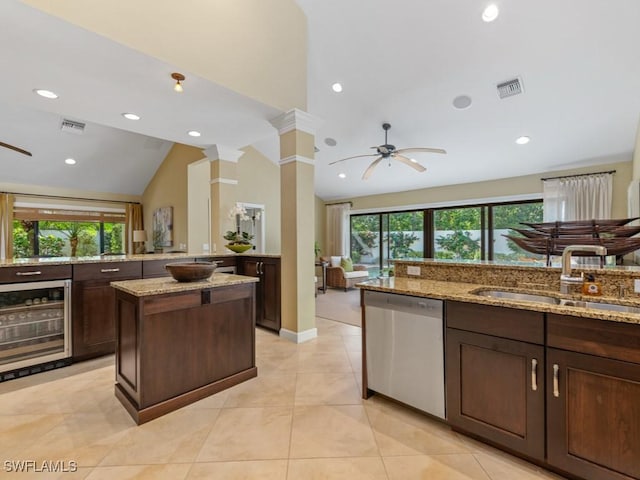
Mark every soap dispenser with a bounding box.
[582,274,602,296]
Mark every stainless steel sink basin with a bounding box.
[472,288,640,314]
[559,299,640,314]
[472,289,560,305]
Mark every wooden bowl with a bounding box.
[165,262,218,282]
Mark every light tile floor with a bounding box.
[0,317,566,479]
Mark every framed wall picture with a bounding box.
[152,206,173,247]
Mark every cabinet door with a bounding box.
[72,262,142,360]
[446,328,545,460]
[547,348,640,480]
[259,258,280,331]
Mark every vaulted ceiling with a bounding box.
[2,0,640,201]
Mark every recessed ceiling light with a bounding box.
[187,130,201,137]
[34,89,58,99]
[64,158,76,165]
[338,173,346,179]
[482,4,499,22]
[452,95,473,109]
[515,136,530,145]
[324,137,337,147]
[331,82,343,93]
[122,113,140,120]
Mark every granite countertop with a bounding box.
[0,252,281,267]
[358,277,640,325]
[111,273,259,297]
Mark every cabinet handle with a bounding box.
[258,262,263,275]
[16,271,42,276]
[100,268,120,273]
[553,363,560,398]
[531,358,538,391]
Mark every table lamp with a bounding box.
[133,230,147,254]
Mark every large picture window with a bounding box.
[350,199,543,272]
[12,205,125,258]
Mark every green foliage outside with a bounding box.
[12,220,125,258]
[351,202,543,264]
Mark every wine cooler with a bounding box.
[0,280,71,381]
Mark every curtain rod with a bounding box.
[325,201,353,207]
[541,170,616,181]
[1,191,140,205]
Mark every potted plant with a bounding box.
[223,230,254,253]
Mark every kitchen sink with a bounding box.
[472,288,640,314]
[472,289,560,305]
[559,299,640,314]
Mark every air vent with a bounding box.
[60,119,86,134]
[497,77,524,99]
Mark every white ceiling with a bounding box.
[1,0,640,201]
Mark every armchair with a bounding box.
[320,256,369,291]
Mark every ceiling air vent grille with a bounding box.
[60,119,86,134]
[497,77,524,99]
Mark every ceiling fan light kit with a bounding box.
[329,123,446,180]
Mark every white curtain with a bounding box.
[325,203,350,256]
[543,172,613,222]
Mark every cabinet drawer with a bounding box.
[547,313,640,364]
[0,264,72,283]
[200,256,236,268]
[73,261,142,281]
[142,258,194,278]
[446,301,544,344]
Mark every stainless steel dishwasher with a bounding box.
[364,290,445,419]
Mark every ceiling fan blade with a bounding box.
[362,156,383,180]
[395,147,446,155]
[0,141,32,157]
[394,154,426,173]
[328,153,378,165]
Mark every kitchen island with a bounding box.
[111,273,258,424]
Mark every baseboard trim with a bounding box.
[279,327,318,343]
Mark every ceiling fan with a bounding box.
[0,141,32,157]
[329,122,445,180]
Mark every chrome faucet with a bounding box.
[560,245,607,294]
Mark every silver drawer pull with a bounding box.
[553,364,560,398]
[16,271,42,276]
[531,358,538,391]
[101,268,120,273]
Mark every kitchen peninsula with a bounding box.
[111,273,259,424]
[359,259,640,480]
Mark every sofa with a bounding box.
[320,256,369,291]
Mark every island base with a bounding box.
[116,366,257,425]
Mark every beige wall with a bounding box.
[336,161,632,219]
[0,181,140,205]
[25,0,307,111]
[142,143,204,251]
[633,117,640,181]
[143,143,282,254]
[236,146,281,253]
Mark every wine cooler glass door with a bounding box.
[0,279,71,374]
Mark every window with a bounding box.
[12,204,125,258]
[349,199,543,271]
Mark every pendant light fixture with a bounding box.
[171,72,185,92]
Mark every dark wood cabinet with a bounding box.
[142,257,194,278]
[237,256,280,331]
[72,261,142,360]
[446,301,545,461]
[114,282,257,424]
[0,264,72,284]
[546,314,640,480]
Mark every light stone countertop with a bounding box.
[111,273,259,297]
[358,277,640,325]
